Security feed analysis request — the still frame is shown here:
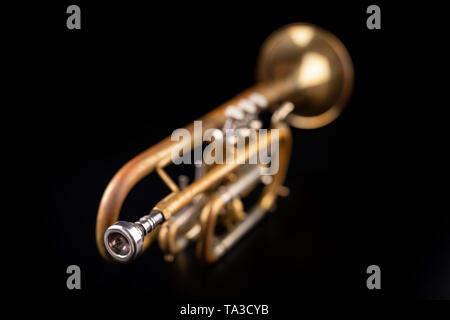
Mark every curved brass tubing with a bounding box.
[158,196,206,261]
[95,106,225,260]
[197,123,292,263]
[96,84,293,260]
[97,22,353,263]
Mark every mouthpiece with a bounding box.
[104,211,164,262]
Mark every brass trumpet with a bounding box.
[96,23,353,263]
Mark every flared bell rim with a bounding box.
[257,22,354,129]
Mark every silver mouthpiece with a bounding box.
[104,211,164,263]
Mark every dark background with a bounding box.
[16,0,449,309]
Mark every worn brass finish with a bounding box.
[96,23,353,263]
[197,124,292,263]
[258,23,353,129]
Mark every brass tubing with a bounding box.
[158,196,206,255]
[96,82,295,260]
[96,108,225,259]
[197,124,292,262]
[156,167,179,193]
[151,130,275,219]
[97,23,353,263]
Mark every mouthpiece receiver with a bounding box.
[104,211,164,263]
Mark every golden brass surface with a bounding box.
[197,124,292,263]
[96,23,353,262]
[258,23,353,129]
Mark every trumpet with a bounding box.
[96,23,353,263]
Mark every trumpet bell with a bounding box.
[257,23,354,129]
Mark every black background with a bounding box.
[16,0,449,310]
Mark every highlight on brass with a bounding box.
[170,121,283,175]
[96,23,354,263]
